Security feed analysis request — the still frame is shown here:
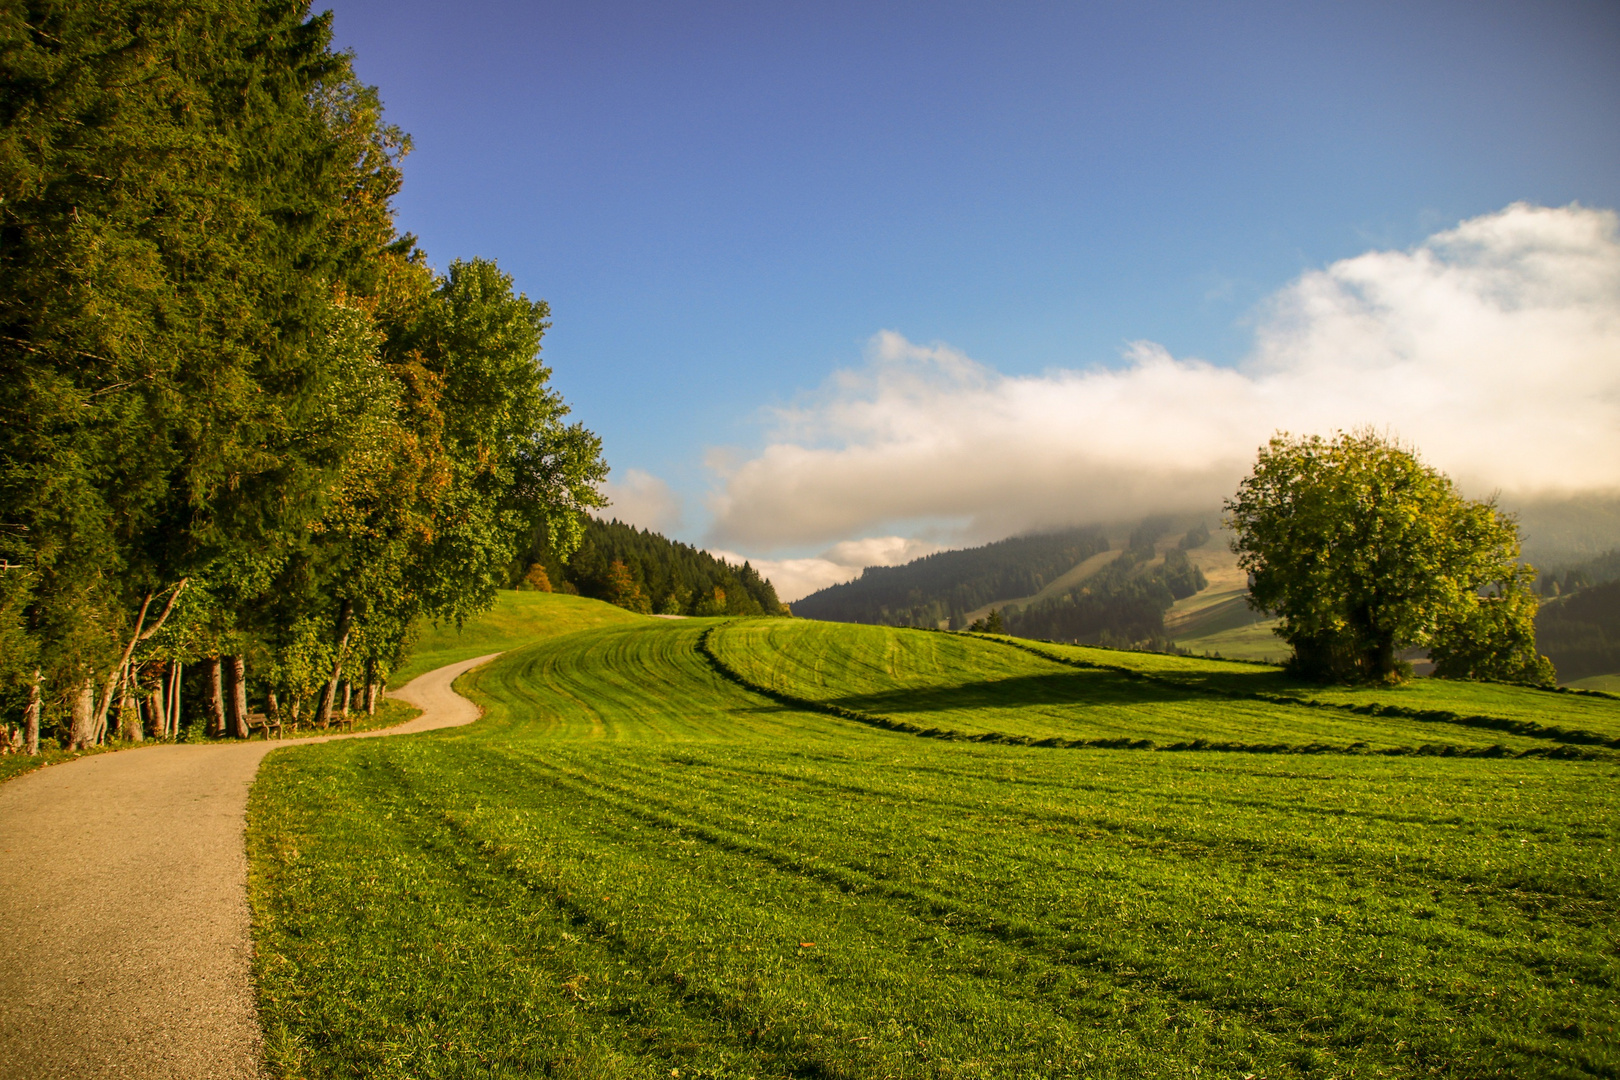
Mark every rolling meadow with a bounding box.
[247,595,1619,1079]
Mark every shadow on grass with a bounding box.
[820,663,1432,720]
[821,669,1209,717]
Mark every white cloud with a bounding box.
[706,202,1620,551]
[707,536,945,603]
[596,468,683,533]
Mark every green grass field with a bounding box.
[390,590,646,687]
[248,607,1620,1078]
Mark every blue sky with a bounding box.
[326,0,1620,591]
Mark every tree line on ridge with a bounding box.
[514,517,787,618]
[792,527,1113,629]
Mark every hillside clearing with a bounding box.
[960,546,1124,626]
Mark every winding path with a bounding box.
[0,653,500,1080]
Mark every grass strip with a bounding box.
[974,632,1620,752]
[699,625,1586,759]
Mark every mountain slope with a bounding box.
[1537,578,1620,682]
[1003,520,1208,646]
[795,518,1222,647]
[792,525,1110,628]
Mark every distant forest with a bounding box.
[792,527,1111,628]
[793,518,1211,648]
[1539,550,1620,598]
[1005,519,1208,647]
[1535,550,1620,682]
[514,518,786,618]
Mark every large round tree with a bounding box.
[1224,430,1554,685]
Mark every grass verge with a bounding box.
[0,740,154,785]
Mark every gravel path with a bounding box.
[0,653,500,1080]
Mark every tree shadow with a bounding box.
[824,668,1210,717]
[1145,664,1428,701]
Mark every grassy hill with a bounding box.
[248,614,1618,1079]
[389,590,647,687]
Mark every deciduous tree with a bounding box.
[1225,430,1553,684]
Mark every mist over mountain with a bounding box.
[705,204,1620,558]
[790,501,1620,688]
[1507,496,1620,572]
[792,516,1219,649]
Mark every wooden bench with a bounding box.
[247,711,283,740]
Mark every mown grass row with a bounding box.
[249,611,1620,1078]
[699,625,1583,759]
[389,590,646,688]
[708,620,1614,757]
[988,633,1620,749]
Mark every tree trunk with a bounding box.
[205,658,227,737]
[289,697,302,727]
[365,657,378,715]
[117,671,142,742]
[168,660,182,738]
[23,669,41,755]
[267,689,280,726]
[227,655,250,739]
[341,680,351,716]
[95,593,153,738]
[69,675,96,750]
[93,580,191,738]
[145,684,166,740]
[1375,638,1398,681]
[316,599,354,729]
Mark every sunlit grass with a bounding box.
[249,617,1620,1078]
[390,590,644,687]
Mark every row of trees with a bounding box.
[1538,550,1620,598]
[516,517,787,617]
[0,2,605,753]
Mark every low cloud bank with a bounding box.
[596,468,683,534]
[708,536,944,603]
[705,202,1620,553]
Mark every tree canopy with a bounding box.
[1,1,605,751]
[1225,430,1553,685]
